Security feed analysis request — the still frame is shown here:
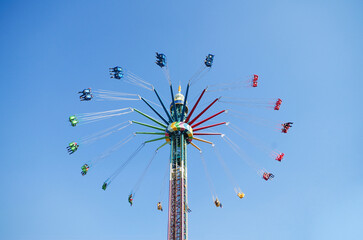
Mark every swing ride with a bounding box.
[67,52,293,240]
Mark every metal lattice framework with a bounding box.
[168,100,189,240]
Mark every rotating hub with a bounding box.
[165,122,193,144]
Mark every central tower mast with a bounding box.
[168,87,189,240]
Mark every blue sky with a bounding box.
[0,1,362,239]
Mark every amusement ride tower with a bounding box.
[165,84,221,240]
[68,53,288,240]
[167,87,189,240]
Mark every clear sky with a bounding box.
[0,1,362,240]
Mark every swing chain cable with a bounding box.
[188,65,205,84]
[190,67,210,86]
[124,71,154,91]
[93,89,140,101]
[77,108,134,125]
[221,134,260,172]
[80,121,132,145]
[227,109,280,129]
[108,143,146,184]
[88,133,135,167]
[132,150,159,194]
[228,123,277,156]
[159,156,170,201]
[199,151,217,201]
[212,145,240,192]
